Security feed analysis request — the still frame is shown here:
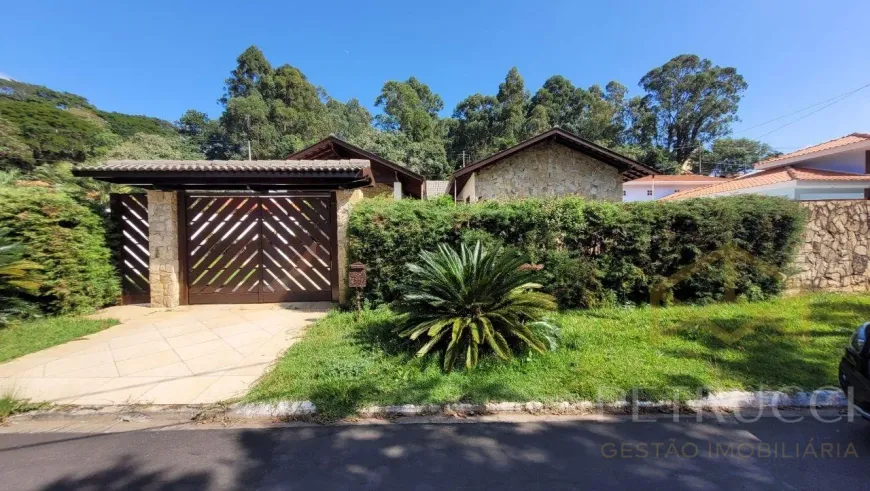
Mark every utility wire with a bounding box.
[656,81,870,153]
[754,86,870,139]
[735,81,870,135]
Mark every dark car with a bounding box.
[839,322,870,420]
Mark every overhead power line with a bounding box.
[666,80,870,152]
[753,83,870,139]
[735,81,870,135]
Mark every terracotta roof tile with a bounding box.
[626,175,728,184]
[660,166,870,201]
[77,159,370,173]
[755,133,870,168]
[788,167,870,181]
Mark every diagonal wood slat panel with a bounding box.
[185,195,333,304]
[187,196,261,303]
[260,196,332,302]
[111,194,150,304]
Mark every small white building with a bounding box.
[623,175,728,202]
[424,180,449,199]
[663,133,870,201]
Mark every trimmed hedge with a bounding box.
[348,195,807,308]
[0,186,120,315]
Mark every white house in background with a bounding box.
[663,133,870,201]
[623,175,727,202]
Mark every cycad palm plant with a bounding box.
[395,242,559,372]
[0,229,41,325]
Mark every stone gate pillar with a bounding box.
[147,190,181,308]
[335,189,364,304]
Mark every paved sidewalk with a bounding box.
[0,303,329,405]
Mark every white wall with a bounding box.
[795,188,866,201]
[784,149,867,175]
[623,183,714,202]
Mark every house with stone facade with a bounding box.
[288,135,426,199]
[446,128,658,202]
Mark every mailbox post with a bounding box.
[349,262,367,318]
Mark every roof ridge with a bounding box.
[791,166,870,177]
[784,166,799,180]
[755,132,870,168]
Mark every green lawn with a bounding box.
[0,316,119,364]
[246,293,867,419]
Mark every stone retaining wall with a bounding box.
[788,200,870,292]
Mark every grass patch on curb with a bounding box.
[245,293,865,420]
[0,316,119,364]
[0,392,46,422]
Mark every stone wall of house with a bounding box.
[474,141,623,201]
[147,190,181,308]
[361,183,394,199]
[787,200,870,292]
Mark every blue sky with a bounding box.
[2,0,868,152]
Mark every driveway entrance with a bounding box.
[0,303,328,405]
[185,194,337,304]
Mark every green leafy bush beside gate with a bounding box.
[348,195,807,308]
[0,187,120,315]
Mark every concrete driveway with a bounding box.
[0,303,329,405]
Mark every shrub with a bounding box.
[395,242,559,371]
[0,229,41,324]
[0,186,119,315]
[348,195,807,309]
[543,250,613,309]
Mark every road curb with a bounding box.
[230,389,849,419]
[6,389,849,424]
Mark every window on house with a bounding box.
[647,190,653,196]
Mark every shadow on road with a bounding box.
[3,416,866,490]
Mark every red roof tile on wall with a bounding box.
[755,133,870,168]
[660,166,870,200]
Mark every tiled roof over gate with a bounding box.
[80,159,370,173]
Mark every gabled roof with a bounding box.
[72,159,372,189]
[754,133,870,170]
[447,128,658,194]
[660,166,870,201]
[288,135,424,197]
[625,174,727,185]
[80,159,369,173]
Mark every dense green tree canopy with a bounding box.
[700,138,780,176]
[374,77,443,141]
[1,47,766,181]
[639,54,748,164]
[183,48,761,177]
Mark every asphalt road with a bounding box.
[0,416,868,490]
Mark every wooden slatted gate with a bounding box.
[110,193,150,304]
[184,194,336,304]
